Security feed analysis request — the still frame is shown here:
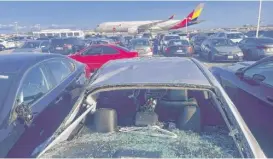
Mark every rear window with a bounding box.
[261,31,273,38]
[22,41,41,48]
[227,33,244,39]
[169,40,189,46]
[51,38,81,46]
[131,39,150,46]
[164,36,180,41]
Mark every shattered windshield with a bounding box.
[41,88,240,158]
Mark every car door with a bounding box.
[232,60,273,155]
[7,63,55,157]
[42,59,78,135]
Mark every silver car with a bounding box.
[200,38,244,62]
[238,37,273,60]
[129,38,153,57]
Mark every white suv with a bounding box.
[213,32,246,43]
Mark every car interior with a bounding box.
[41,88,241,158]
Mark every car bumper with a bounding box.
[164,52,192,57]
[213,54,243,61]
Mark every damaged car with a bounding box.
[38,57,265,158]
[0,53,89,158]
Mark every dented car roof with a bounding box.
[87,57,212,91]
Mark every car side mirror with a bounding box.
[15,103,34,127]
[252,74,265,82]
[235,67,245,78]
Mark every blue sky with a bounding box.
[0,1,273,29]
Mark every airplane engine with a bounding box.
[128,27,139,34]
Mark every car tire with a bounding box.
[208,52,214,62]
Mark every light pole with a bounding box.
[256,0,262,38]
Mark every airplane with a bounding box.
[95,3,205,34]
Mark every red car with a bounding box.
[69,44,138,73]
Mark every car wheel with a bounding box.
[208,52,214,62]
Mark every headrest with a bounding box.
[163,90,188,101]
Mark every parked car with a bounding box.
[108,36,126,46]
[260,30,273,38]
[210,56,273,157]
[0,53,89,158]
[213,32,245,43]
[0,38,16,49]
[38,57,265,158]
[128,38,153,57]
[160,34,180,52]
[200,38,244,62]
[68,44,138,72]
[238,37,273,61]
[163,39,193,57]
[12,40,50,53]
[48,37,86,55]
[190,34,208,53]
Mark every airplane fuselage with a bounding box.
[95,20,180,33]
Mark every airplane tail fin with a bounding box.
[169,3,205,30]
[187,3,205,21]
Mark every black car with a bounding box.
[48,37,86,55]
[0,53,89,157]
[190,34,208,53]
[163,39,193,57]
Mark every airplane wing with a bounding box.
[137,15,175,30]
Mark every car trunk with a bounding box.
[165,45,192,55]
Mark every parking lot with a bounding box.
[1,31,272,158]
